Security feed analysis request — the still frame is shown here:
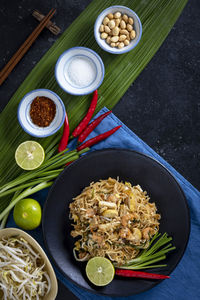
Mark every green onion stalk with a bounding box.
[0,191,21,229]
[0,147,89,228]
[115,233,176,270]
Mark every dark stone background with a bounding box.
[0,0,199,299]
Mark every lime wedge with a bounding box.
[86,257,115,286]
[15,141,45,170]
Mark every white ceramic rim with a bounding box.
[18,89,66,138]
[55,47,105,95]
[94,5,142,54]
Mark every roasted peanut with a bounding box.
[119,34,126,42]
[110,36,119,42]
[130,30,136,39]
[120,20,126,29]
[103,17,109,25]
[112,26,120,36]
[120,29,129,35]
[106,36,111,44]
[118,42,125,49]
[128,17,134,25]
[101,32,108,39]
[107,13,114,19]
[99,25,104,32]
[122,14,128,22]
[108,20,115,29]
[110,42,116,47]
[104,25,111,33]
[115,18,121,27]
[114,12,121,18]
[127,24,133,32]
[124,39,130,46]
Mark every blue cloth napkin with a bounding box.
[7,107,200,300]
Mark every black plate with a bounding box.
[42,149,190,296]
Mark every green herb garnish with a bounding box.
[0,146,89,228]
[115,232,176,270]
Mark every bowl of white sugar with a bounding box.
[55,47,105,95]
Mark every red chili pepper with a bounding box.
[58,113,70,152]
[72,90,98,137]
[78,111,112,144]
[115,269,170,280]
[77,125,121,151]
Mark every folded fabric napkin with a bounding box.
[7,107,200,300]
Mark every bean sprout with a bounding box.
[0,236,51,299]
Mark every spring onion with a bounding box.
[115,232,176,270]
[0,147,89,228]
[0,149,79,195]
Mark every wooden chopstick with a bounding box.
[32,10,61,35]
[0,8,56,86]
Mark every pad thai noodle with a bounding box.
[69,177,161,266]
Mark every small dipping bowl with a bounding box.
[18,89,66,138]
[94,5,142,54]
[55,47,105,95]
[0,228,58,300]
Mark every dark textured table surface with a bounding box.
[0,0,199,299]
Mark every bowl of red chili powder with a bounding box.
[18,89,66,137]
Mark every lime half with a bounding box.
[15,141,45,170]
[86,257,115,286]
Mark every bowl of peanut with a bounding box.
[94,6,142,54]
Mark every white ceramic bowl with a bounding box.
[0,228,58,300]
[94,5,142,54]
[55,47,105,95]
[18,89,66,138]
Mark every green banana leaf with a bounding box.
[0,0,188,212]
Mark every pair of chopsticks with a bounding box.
[0,8,56,86]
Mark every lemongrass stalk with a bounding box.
[0,182,53,221]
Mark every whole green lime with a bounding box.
[13,198,42,230]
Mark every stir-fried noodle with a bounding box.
[70,178,161,265]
